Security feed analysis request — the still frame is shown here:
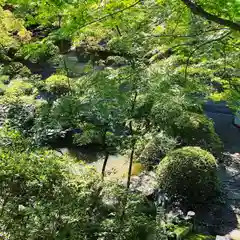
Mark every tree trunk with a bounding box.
[101,130,109,180]
[63,57,73,94]
[127,136,136,189]
[116,25,122,36]
[181,0,240,31]
[101,151,109,180]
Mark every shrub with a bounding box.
[44,74,71,96]
[0,147,156,239]
[6,103,35,132]
[0,126,30,151]
[30,105,65,146]
[17,41,59,63]
[5,79,34,96]
[156,146,220,205]
[138,132,177,167]
[0,82,6,95]
[172,112,223,155]
[0,75,10,84]
[3,62,31,78]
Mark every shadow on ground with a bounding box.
[196,103,240,235]
[205,109,240,153]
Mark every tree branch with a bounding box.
[80,1,141,29]
[184,31,231,80]
[181,0,240,31]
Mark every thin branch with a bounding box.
[79,1,141,30]
[184,32,231,80]
[181,0,240,31]
[150,28,228,38]
[63,57,73,94]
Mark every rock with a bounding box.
[127,171,158,197]
[187,211,196,218]
[228,229,240,240]
[216,236,230,240]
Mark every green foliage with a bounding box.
[172,112,223,155]
[186,234,215,240]
[137,132,177,167]
[30,104,65,146]
[0,0,239,238]
[0,126,30,151]
[0,146,156,239]
[44,74,71,96]
[73,123,100,146]
[50,95,83,128]
[0,6,31,49]
[17,41,59,63]
[0,75,10,84]
[4,79,34,97]
[6,103,35,132]
[2,62,31,78]
[156,146,220,204]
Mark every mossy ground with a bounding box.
[186,233,215,240]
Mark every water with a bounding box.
[89,154,130,179]
[57,147,131,179]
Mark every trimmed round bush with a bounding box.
[45,74,70,96]
[156,146,220,204]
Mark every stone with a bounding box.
[128,171,158,197]
[216,236,229,240]
[228,230,240,240]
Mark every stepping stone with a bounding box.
[216,236,230,240]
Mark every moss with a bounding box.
[186,234,215,240]
[156,147,220,204]
[174,225,192,236]
[172,112,223,156]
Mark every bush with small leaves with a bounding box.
[137,132,177,167]
[17,41,59,63]
[3,62,31,78]
[0,126,30,151]
[44,74,71,96]
[6,103,35,132]
[156,146,220,205]
[172,112,223,156]
[5,79,34,97]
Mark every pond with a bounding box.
[56,147,143,179]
